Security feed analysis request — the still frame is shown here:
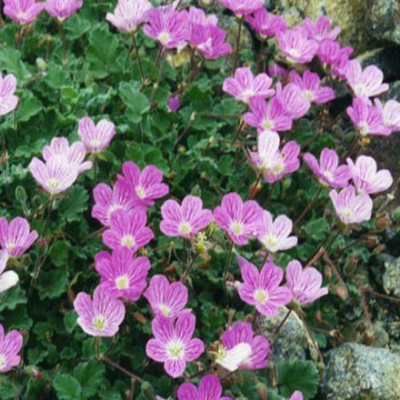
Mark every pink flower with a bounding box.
[117,161,169,209]
[286,260,328,304]
[103,210,154,252]
[78,117,116,153]
[303,148,351,188]
[290,391,304,400]
[213,192,263,245]
[347,98,391,137]
[347,155,393,195]
[268,63,288,80]
[160,195,212,238]
[218,0,264,17]
[190,24,232,60]
[42,137,92,174]
[277,28,318,64]
[92,181,137,227]
[0,73,19,116]
[74,286,126,337]
[0,323,23,373]
[146,313,205,378]
[0,217,38,257]
[219,321,269,371]
[316,40,353,78]
[187,6,218,27]
[345,60,389,99]
[144,275,190,318]
[244,97,292,133]
[276,82,311,119]
[245,8,286,38]
[289,70,335,103]
[29,157,79,195]
[302,16,341,42]
[237,256,291,316]
[106,0,152,32]
[4,0,45,25]
[45,0,82,21]
[168,96,180,112]
[143,8,189,49]
[249,132,300,183]
[374,99,400,133]
[258,211,297,253]
[223,67,274,103]
[95,248,150,301]
[178,374,232,400]
[329,185,373,225]
[0,251,19,293]
[144,275,189,318]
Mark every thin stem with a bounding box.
[256,40,264,73]
[231,119,245,146]
[232,18,243,73]
[223,241,234,281]
[98,355,144,384]
[95,337,100,359]
[305,227,341,267]
[149,54,167,106]
[132,33,145,84]
[195,113,240,119]
[271,309,292,340]
[174,114,196,147]
[248,173,262,199]
[181,251,201,282]
[182,238,187,270]
[297,311,323,363]
[59,22,67,65]
[93,157,98,186]
[145,46,163,86]
[294,187,323,228]
[323,252,347,297]
[359,287,373,334]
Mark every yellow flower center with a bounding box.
[116,275,129,289]
[263,235,278,250]
[230,221,244,236]
[92,315,107,331]
[167,341,184,360]
[90,139,102,148]
[254,289,269,304]
[178,222,192,235]
[303,90,314,101]
[135,185,146,199]
[288,48,300,59]
[262,119,274,131]
[48,179,59,191]
[354,83,367,97]
[121,235,135,249]
[159,304,171,317]
[158,31,171,45]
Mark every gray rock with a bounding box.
[380,255,400,298]
[260,306,319,363]
[322,343,400,400]
[366,0,400,45]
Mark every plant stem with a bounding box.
[132,33,145,84]
[294,186,323,228]
[93,157,98,186]
[59,22,67,65]
[305,227,341,267]
[271,309,292,340]
[145,46,163,86]
[223,241,234,281]
[181,251,201,282]
[149,54,167,106]
[248,173,262,199]
[231,119,245,145]
[297,311,323,363]
[98,355,144,384]
[232,18,243,73]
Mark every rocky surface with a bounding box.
[260,306,319,363]
[374,255,400,298]
[322,343,400,399]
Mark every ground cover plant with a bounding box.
[0,0,398,399]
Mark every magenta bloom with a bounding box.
[0,73,19,116]
[223,67,274,104]
[276,82,310,119]
[187,6,218,27]
[146,313,205,378]
[290,391,304,400]
[246,8,286,38]
[286,260,328,305]
[144,275,189,318]
[74,286,125,337]
[249,132,300,183]
[0,217,38,257]
[268,63,288,80]
[303,16,341,43]
[244,97,292,133]
[42,137,92,174]
[347,98,390,137]
[106,0,152,32]
[168,96,180,112]
[78,117,116,153]
[103,210,154,252]
[117,161,169,209]
[289,70,335,104]
[374,99,400,133]
[218,0,263,17]
[160,195,212,239]
[92,181,136,227]
[95,248,150,301]
[329,186,373,225]
[317,40,353,77]
[237,256,291,316]
[45,0,82,21]
[4,0,45,25]
[345,60,389,99]
[29,157,79,195]
[220,321,269,371]
[277,28,318,64]
[143,8,189,49]
[303,148,351,188]
[190,24,232,60]
[0,323,23,373]
[213,193,263,245]
[258,211,297,253]
[178,374,231,400]
[347,155,393,195]
[0,251,18,294]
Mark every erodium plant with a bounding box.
[0,1,398,399]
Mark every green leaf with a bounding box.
[17,92,43,123]
[0,377,19,399]
[74,360,105,397]
[0,286,27,312]
[49,241,71,267]
[65,15,91,40]
[58,185,89,223]
[15,139,48,159]
[119,81,150,123]
[53,374,81,400]
[36,268,68,300]
[304,218,330,241]
[277,360,319,399]
[64,310,77,334]
[0,47,32,82]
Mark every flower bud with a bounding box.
[15,186,27,203]
[36,58,47,71]
[375,212,391,231]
